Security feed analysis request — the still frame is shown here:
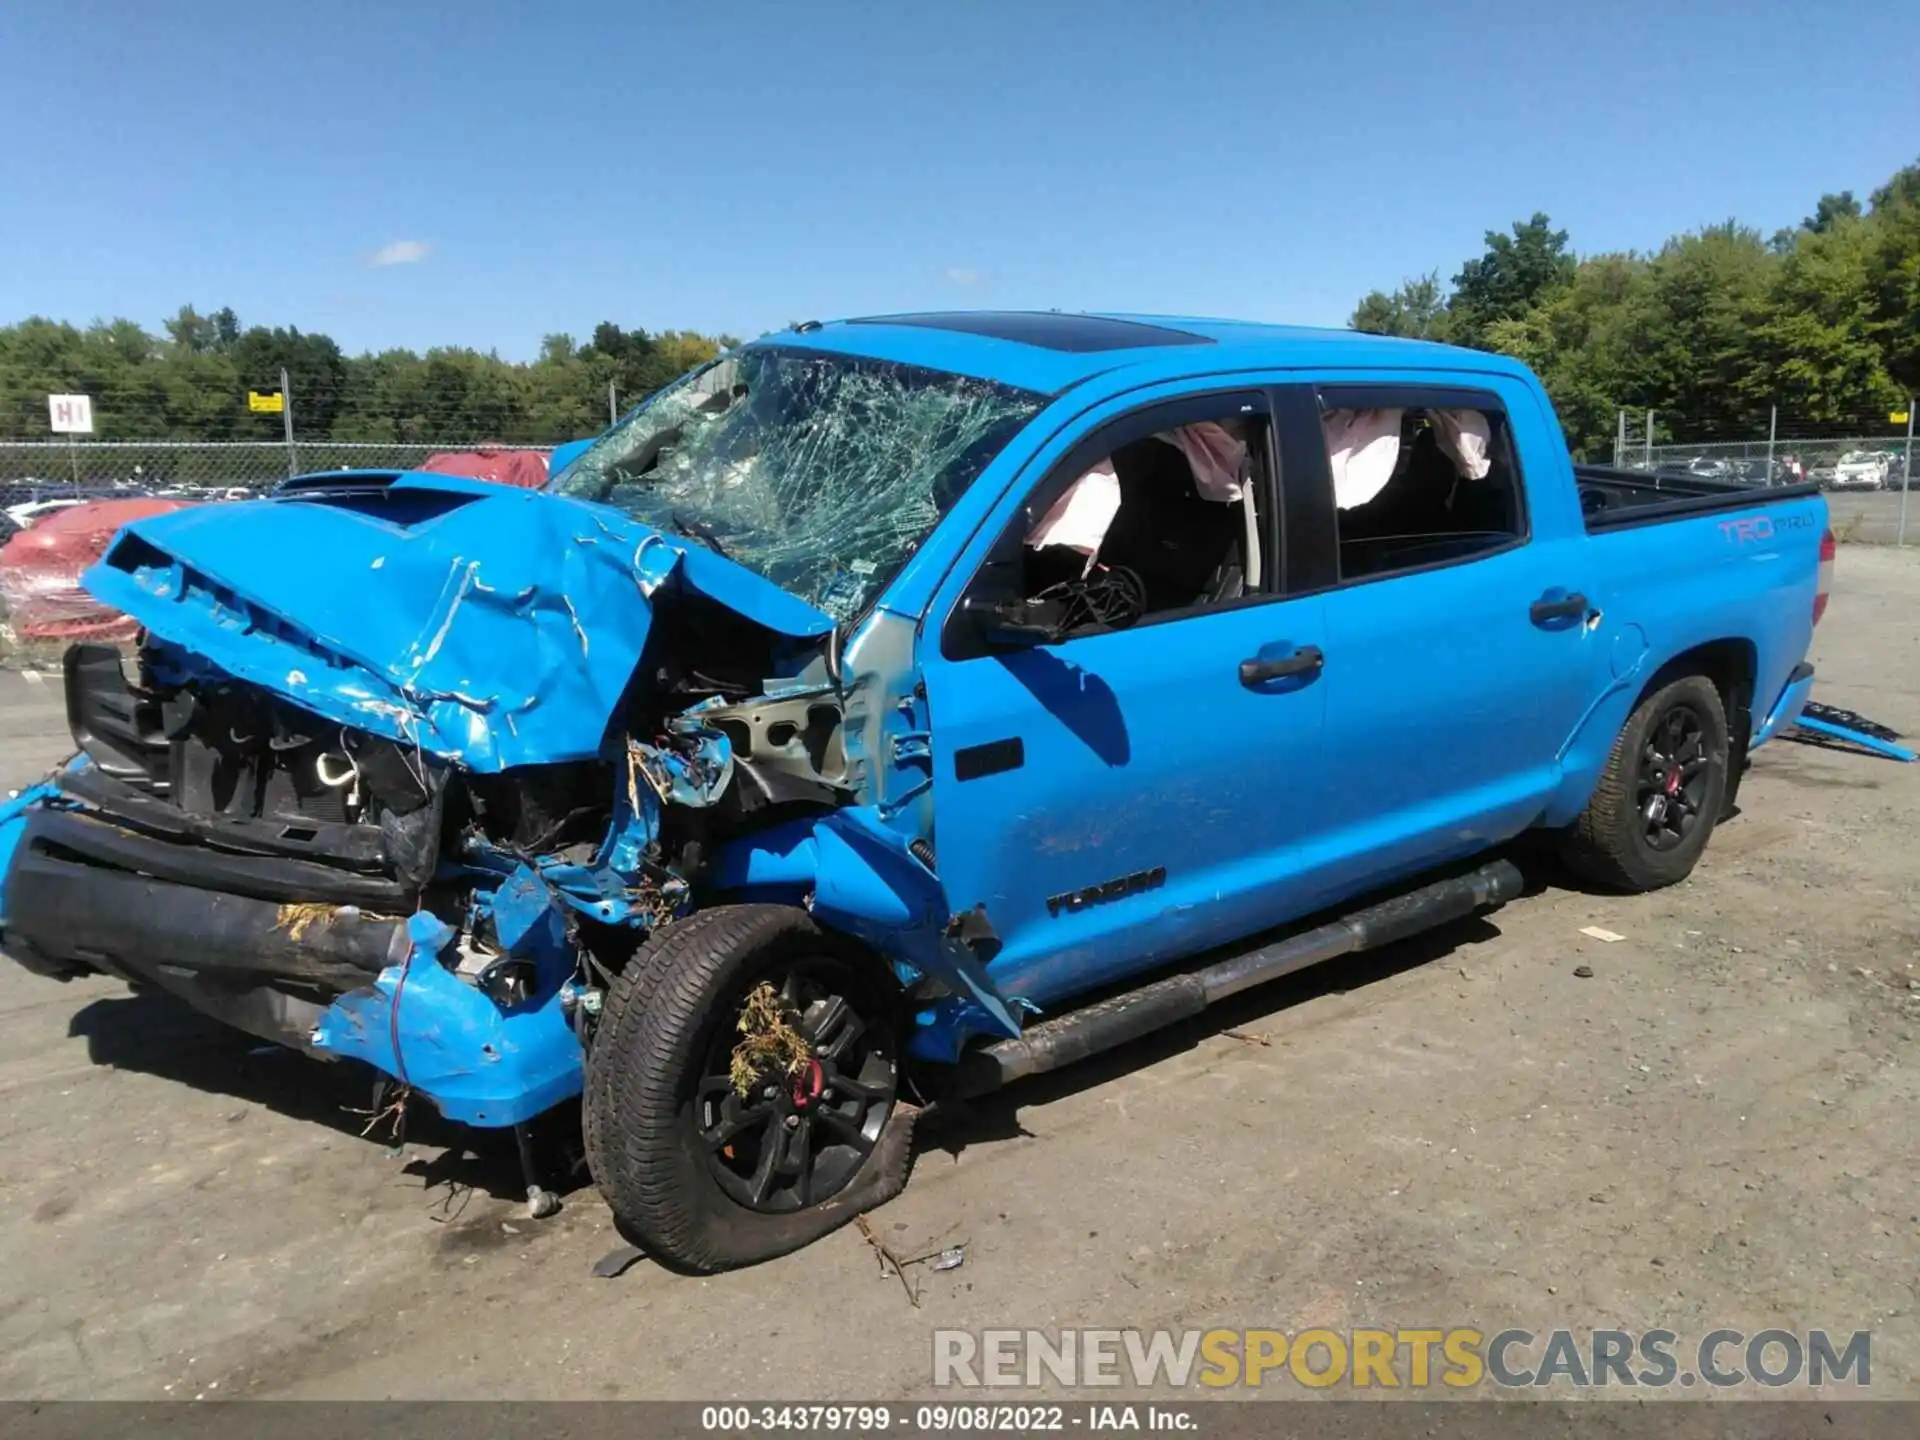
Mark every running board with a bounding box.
[954,859,1524,1098]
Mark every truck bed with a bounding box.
[1574,465,1820,532]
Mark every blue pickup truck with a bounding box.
[0,313,1830,1270]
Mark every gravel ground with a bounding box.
[1821,489,1920,545]
[0,548,1915,1403]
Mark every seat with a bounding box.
[1095,436,1246,613]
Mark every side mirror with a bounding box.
[962,591,1068,648]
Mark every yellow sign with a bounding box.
[1894,411,1911,425]
[248,390,285,414]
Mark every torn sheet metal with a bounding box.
[677,686,852,809]
[79,473,835,773]
[711,805,1020,1046]
[460,781,688,930]
[311,906,583,1128]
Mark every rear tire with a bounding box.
[584,904,914,1273]
[1560,674,1729,893]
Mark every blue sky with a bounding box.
[3,1,1914,360]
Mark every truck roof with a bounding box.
[758,310,1528,395]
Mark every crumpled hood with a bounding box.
[82,471,835,771]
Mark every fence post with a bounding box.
[1899,399,1916,548]
[608,381,618,429]
[1766,405,1776,484]
[280,367,296,479]
[1615,409,1626,468]
[1645,410,1655,469]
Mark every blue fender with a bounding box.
[713,806,1021,1045]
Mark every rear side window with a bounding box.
[1315,390,1526,583]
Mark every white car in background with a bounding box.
[1829,452,1889,490]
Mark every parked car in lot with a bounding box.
[0,313,1831,1270]
[1829,452,1889,490]
[1730,458,1796,488]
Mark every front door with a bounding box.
[918,389,1331,1011]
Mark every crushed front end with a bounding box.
[0,474,862,1129]
[0,346,1041,1151]
[1,635,702,1125]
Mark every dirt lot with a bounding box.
[1825,490,1920,546]
[1,547,1917,1403]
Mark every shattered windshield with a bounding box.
[550,347,1045,621]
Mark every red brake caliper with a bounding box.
[791,1057,824,1109]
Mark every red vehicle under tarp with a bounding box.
[0,497,197,646]
[417,448,551,490]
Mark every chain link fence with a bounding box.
[1610,414,1915,490]
[0,439,555,502]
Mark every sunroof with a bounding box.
[846,311,1213,354]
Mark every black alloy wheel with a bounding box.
[694,963,897,1214]
[1636,701,1712,852]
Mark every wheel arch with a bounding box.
[1634,637,1756,724]
[1550,635,1756,829]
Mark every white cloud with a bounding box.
[943,266,983,285]
[368,239,432,267]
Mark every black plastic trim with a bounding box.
[953,737,1024,781]
[2,845,399,994]
[25,807,410,908]
[1577,465,1822,532]
[57,765,390,870]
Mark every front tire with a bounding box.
[1561,674,1730,893]
[584,904,913,1272]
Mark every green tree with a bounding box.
[1863,160,1920,396]
[229,324,348,435]
[1482,253,1651,459]
[1448,213,1576,348]
[1741,215,1902,423]
[1803,192,1862,234]
[1349,272,1449,339]
[1613,223,1776,439]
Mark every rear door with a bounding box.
[917,386,1332,1011]
[1275,376,1604,892]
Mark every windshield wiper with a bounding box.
[667,509,731,559]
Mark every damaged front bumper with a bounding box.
[0,772,589,1127]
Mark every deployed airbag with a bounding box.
[1323,408,1404,509]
